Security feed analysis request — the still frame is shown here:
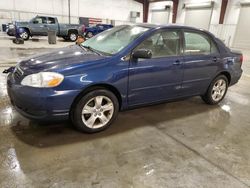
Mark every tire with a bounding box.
[71,89,119,133]
[68,31,78,42]
[19,29,30,40]
[86,32,94,38]
[202,75,228,105]
[62,36,69,41]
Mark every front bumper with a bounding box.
[6,28,15,36]
[7,73,80,121]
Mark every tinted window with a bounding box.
[184,31,218,55]
[136,30,180,58]
[48,17,56,24]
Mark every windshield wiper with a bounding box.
[81,45,103,56]
[81,45,112,56]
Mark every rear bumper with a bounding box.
[7,74,81,121]
[229,68,243,86]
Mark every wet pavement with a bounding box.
[0,44,250,187]
[0,34,73,65]
[0,47,52,66]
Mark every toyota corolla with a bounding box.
[7,24,243,133]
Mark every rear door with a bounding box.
[46,17,58,33]
[128,29,184,106]
[181,30,220,96]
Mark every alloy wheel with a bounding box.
[87,32,93,38]
[70,33,77,41]
[20,31,28,40]
[211,79,227,102]
[81,96,114,129]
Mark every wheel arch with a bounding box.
[217,71,231,85]
[85,31,94,38]
[19,27,31,34]
[70,83,123,115]
[67,29,78,35]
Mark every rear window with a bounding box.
[184,31,218,55]
[48,17,56,24]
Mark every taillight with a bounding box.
[240,54,243,64]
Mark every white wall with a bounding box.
[148,1,173,24]
[174,0,246,48]
[176,0,222,25]
[0,0,143,28]
[209,0,247,47]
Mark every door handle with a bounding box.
[173,60,181,65]
[212,57,217,62]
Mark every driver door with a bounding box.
[128,29,184,106]
[30,16,48,35]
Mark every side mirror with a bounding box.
[132,49,152,59]
[33,20,39,24]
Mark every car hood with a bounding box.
[16,21,29,26]
[19,45,107,73]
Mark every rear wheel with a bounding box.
[68,31,78,42]
[202,75,228,105]
[71,89,119,133]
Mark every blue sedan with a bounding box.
[7,24,243,133]
[85,24,113,38]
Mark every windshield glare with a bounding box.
[81,25,149,55]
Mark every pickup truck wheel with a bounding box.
[86,32,93,38]
[201,75,228,105]
[19,30,30,40]
[68,32,77,42]
[71,89,119,133]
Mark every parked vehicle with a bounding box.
[7,24,243,133]
[85,24,113,38]
[6,23,15,36]
[7,15,85,42]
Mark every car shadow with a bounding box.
[10,97,230,148]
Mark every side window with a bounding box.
[135,30,180,58]
[98,25,104,30]
[48,17,56,24]
[33,17,47,24]
[184,31,218,55]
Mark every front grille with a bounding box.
[13,66,24,81]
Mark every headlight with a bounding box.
[21,72,64,88]
[8,24,14,29]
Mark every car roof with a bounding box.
[135,23,203,30]
[36,15,57,19]
[131,23,214,37]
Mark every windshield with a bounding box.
[81,25,149,55]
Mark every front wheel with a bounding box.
[86,32,94,38]
[71,89,119,133]
[19,30,30,40]
[202,75,228,105]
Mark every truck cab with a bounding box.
[8,15,84,42]
[29,16,59,36]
